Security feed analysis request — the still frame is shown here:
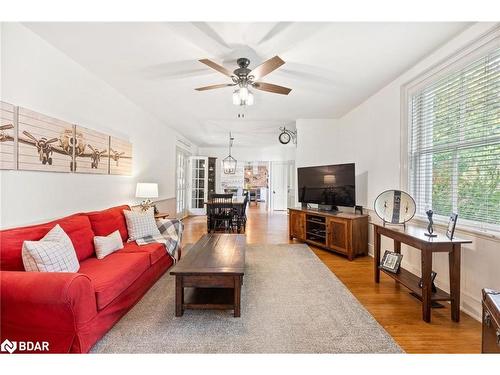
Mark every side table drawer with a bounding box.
[482,289,500,353]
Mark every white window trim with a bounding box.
[400,25,500,240]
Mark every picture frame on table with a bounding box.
[446,213,458,240]
[379,250,403,274]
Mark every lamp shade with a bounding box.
[323,175,336,185]
[135,183,158,198]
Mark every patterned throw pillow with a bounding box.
[22,224,80,272]
[123,209,161,242]
[94,230,124,259]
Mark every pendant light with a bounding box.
[222,132,237,174]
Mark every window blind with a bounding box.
[409,46,500,228]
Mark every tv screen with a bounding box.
[298,163,355,207]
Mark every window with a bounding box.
[408,45,499,231]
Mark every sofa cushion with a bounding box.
[0,214,95,271]
[78,252,150,310]
[119,242,166,266]
[86,205,130,242]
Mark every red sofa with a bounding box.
[0,205,177,353]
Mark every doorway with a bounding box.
[271,161,288,211]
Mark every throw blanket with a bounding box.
[135,218,183,262]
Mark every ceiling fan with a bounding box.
[195,56,292,106]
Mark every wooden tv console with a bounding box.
[288,207,369,260]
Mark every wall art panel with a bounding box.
[0,101,17,170]
[74,126,109,174]
[17,107,75,173]
[109,136,132,176]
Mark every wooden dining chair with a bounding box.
[233,195,249,233]
[208,201,234,233]
[210,193,233,203]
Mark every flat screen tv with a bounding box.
[298,163,355,209]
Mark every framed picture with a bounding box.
[379,250,403,274]
[446,213,458,240]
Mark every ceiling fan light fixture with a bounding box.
[232,90,240,105]
[246,91,254,106]
[239,86,249,101]
[232,88,254,107]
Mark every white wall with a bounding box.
[198,144,296,163]
[295,22,500,321]
[0,23,194,227]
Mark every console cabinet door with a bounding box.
[327,218,350,254]
[289,211,306,240]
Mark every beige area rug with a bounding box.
[91,243,402,353]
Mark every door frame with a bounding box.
[187,156,208,216]
[175,146,190,219]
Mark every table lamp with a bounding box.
[136,183,158,212]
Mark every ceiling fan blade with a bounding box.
[252,82,292,95]
[199,59,235,78]
[248,55,285,81]
[195,83,235,91]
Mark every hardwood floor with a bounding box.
[181,204,482,353]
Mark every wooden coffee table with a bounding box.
[170,233,246,317]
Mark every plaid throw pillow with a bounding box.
[123,209,161,242]
[22,224,80,272]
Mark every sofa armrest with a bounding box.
[1,271,97,335]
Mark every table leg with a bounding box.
[393,240,402,285]
[421,250,433,323]
[234,275,242,317]
[449,244,461,322]
[394,240,401,254]
[175,276,184,317]
[374,228,381,283]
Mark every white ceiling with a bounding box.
[24,22,471,147]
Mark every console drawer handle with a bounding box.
[484,311,491,327]
[497,330,500,345]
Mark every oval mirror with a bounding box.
[374,190,416,224]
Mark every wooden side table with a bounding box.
[154,212,170,219]
[372,223,471,323]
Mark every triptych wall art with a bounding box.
[0,101,132,175]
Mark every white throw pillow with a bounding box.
[22,224,80,272]
[94,230,124,259]
[123,209,161,242]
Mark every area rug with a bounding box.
[91,244,402,353]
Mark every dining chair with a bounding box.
[233,194,249,233]
[210,193,233,203]
[208,201,234,233]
